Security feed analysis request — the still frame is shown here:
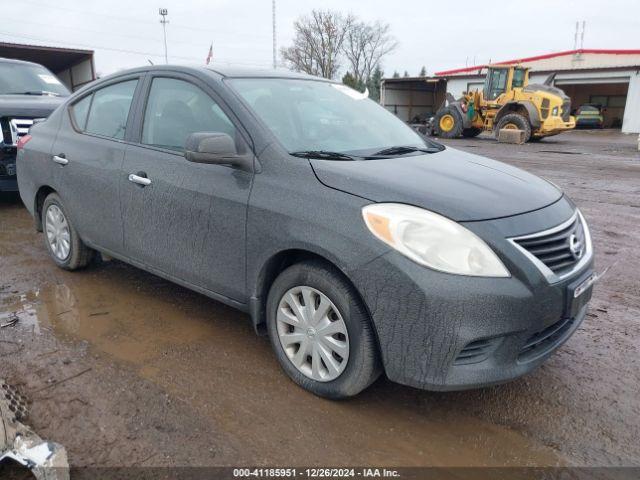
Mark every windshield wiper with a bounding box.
[6,91,61,96]
[290,150,358,161]
[369,145,440,157]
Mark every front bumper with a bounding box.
[0,148,18,192]
[351,200,594,391]
[576,117,603,128]
[537,115,576,136]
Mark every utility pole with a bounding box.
[272,0,277,69]
[159,8,169,64]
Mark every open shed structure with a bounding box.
[381,49,640,134]
[0,41,95,91]
[379,77,447,126]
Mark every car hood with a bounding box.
[310,147,563,221]
[0,94,66,118]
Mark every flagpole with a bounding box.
[272,0,276,69]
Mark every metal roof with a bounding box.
[435,49,640,76]
[0,41,93,72]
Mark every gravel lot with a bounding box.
[1,129,638,468]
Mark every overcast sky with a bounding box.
[2,0,638,78]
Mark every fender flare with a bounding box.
[495,101,541,129]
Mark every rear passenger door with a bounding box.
[53,76,142,252]
[120,73,253,302]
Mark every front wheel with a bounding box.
[266,261,381,398]
[42,193,94,270]
[495,113,532,142]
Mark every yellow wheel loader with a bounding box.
[434,65,575,142]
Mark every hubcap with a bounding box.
[439,114,455,132]
[503,122,518,130]
[45,204,71,261]
[276,286,349,382]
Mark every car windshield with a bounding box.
[579,105,599,113]
[0,62,70,96]
[228,78,442,158]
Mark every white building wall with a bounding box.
[622,71,640,134]
[445,77,482,99]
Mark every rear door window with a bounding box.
[141,77,236,151]
[84,80,138,140]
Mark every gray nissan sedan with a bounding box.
[17,66,595,398]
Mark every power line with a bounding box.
[2,15,273,52]
[16,0,271,40]
[0,30,274,68]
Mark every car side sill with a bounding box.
[85,242,250,314]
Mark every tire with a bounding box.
[42,193,94,270]
[266,260,381,399]
[434,106,464,138]
[495,113,532,142]
[462,127,482,138]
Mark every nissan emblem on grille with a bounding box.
[569,233,584,260]
[509,210,591,281]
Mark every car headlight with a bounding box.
[552,106,559,116]
[362,203,510,277]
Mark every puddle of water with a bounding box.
[5,268,231,365]
[1,263,563,466]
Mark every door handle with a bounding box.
[128,173,151,186]
[52,155,68,165]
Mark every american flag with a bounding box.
[206,43,213,65]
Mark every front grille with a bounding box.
[561,100,571,121]
[513,213,586,276]
[454,337,502,365]
[518,317,575,363]
[540,99,550,120]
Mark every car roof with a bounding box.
[99,64,332,82]
[204,65,326,80]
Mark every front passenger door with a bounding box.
[120,75,253,302]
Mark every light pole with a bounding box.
[159,8,169,64]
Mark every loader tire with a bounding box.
[434,106,464,138]
[462,127,482,138]
[495,113,532,142]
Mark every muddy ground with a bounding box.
[0,130,638,468]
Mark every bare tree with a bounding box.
[281,10,353,79]
[343,20,397,84]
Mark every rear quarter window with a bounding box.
[70,94,92,130]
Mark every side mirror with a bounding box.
[184,132,252,170]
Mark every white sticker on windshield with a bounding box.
[331,84,369,100]
[38,74,62,85]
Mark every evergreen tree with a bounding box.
[392,71,400,78]
[342,71,366,92]
[367,66,384,102]
[403,70,410,78]
[419,66,427,77]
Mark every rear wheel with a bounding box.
[434,106,464,138]
[266,261,381,398]
[495,113,532,142]
[42,193,94,270]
